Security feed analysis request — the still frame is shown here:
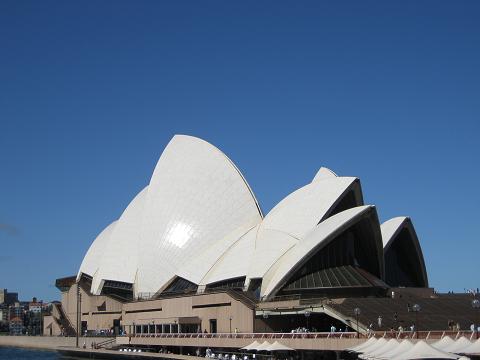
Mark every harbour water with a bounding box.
[0,347,76,360]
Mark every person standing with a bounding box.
[378,315,382,329]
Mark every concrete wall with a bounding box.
[59,287,254,334]
[0,336,114,350]
[122,293,255,333]
[62,285,123,331]
[43,315,62,336]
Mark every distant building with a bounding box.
[0,307,7,322]
[0,289,18,305]
[9,302,25,322]
[9,316,24,335]
[29,297,43,313]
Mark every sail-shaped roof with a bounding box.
[91,187,148,295]
[136,135,263,294]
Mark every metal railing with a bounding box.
[120,332,359,339]
[119,330,478,341]
[366,330,476,340]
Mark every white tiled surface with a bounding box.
[176,224,258,284]
[247,229,297,279]
[77,136,392,298]
[137,135,263,294]
[311,166,338,182]
[200,225,258,286]
[380,216,408,248]
[258,177,360,241]
[91,187,148,295]
[77,221,117,281]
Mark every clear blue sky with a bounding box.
[0,1,479,301]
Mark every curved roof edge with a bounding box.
[137,134,263,294]
[77,220,118,282]
[259,176,362,240]
[175,134,264,219]
[312,167,338,182]
[92,186,149,295]
[199,225,258,286]
[175,224,258,285]
[381,217,407,250]
[247,229,298,280]
[381,217,429,287]
[318,178,364,222]
[261,205,384,299]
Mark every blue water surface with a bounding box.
[0,347,72,360]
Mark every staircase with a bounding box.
[95,337,116,349]
[53,303,77,336]
[327,294,477,332]
[226,289,257,309]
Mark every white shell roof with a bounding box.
[381,216,428,287]
[381,216,410,249]
[91,186,148,295]
[247,229,298,280]
[258,176,361,240]
[261,205,376,298]
[199,225,258,286]
[136,135,263,294]
[77,220,117,281]
[312,166,338,182]
[247,176,363,280]
[175,223,257,284]
[76,135,426,298]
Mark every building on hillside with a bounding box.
[0,289,18,305]
[29,298,43,313]
[9,316,24,335]
[0,306,7,322]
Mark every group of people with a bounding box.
[205,348,295,360]
[290,327,309,333]
[205,348,248,360]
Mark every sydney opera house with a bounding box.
[45,135,477,351]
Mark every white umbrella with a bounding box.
[348,337,377,352]
[433,336,456,351]
[391,340,458,360]
[357,337,387,354]
[360,338,399,359]
[461,338,480,355]
[265,341,295,352]
[375,340,414,360]
[442,337,472,354]
[241,341,261,351]
[255,341,272,351]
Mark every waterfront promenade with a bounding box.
[118,332,362,351]
[0,336,114,350]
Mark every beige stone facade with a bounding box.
[46,287,255,336]
[122,292,255,333]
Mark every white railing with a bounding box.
[121,332,359,339]
[119,330,478,341]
